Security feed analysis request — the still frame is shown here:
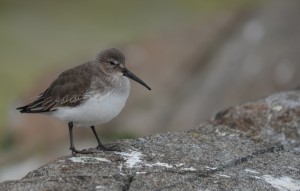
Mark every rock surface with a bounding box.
[1,90,300,190]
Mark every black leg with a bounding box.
[68,122,76,155]
[68,122,93,155]
[90,126,119,151]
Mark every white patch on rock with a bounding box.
[69,157,111,163]
[136,172,146,175]
[116,151,143,168]
[217,174,230,178]
[273,105,283,111]
[267,114,272,122]
[96,185,106,190]
[205,166,217,170]
[116,150,196,171]
[263,175,300,191]
[251,176,262,180]
[244,169,260,174]
[118,163,123,171]
[182,167,196,171]
[146,162,173,168]
[175,163,184,167]
[215,128,227,136]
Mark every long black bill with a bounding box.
[123,68,151,90]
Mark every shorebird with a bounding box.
[17,48,151,155]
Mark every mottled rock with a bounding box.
[1,90,300,190]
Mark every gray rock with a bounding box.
[1,90,300,190]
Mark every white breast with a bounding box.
[51,78,130,127]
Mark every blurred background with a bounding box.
[1,0,300,182]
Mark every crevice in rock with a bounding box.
[122,174,134,191]
[158,143,284,190]
[218,143,284,172]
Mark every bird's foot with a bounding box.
[70,147,94,156]
[96,144,120,152]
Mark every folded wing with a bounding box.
[17,64,92,113]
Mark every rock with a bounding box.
[1,90,300,190]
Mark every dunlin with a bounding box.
[17,48,151,155]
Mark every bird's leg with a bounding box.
[90,126,120,151]
[68,122,93,155]
[68,122,76,155]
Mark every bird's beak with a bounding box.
[123,67,151,90]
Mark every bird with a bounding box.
[17,48,151,155]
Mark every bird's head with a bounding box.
[96,48,151,90]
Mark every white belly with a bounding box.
[51,90,130,127]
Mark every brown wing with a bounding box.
[17,63,93,113]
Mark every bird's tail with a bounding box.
[16,98,50,113]
[16,105,30,113]
[16,105,49,113]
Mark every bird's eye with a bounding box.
[109,61,116,65]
